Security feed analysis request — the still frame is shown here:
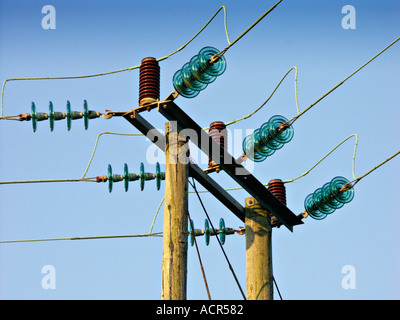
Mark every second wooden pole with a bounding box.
[245,197,273,300]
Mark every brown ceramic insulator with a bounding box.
[139,57,160,106]
[208,121,227,168]
[268,179,287,206]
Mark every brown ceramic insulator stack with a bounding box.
[139,57,160,107]
[268,179,287,206]
[208,121,227,169]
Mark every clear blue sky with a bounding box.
[0,0,399,300]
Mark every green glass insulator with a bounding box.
[49,101,65,132]
[304,193,327,220]
[313,188,335,214]
[140,162,145,191]
[49,101,55,132]
[330,176,354,204]
[242,134,268,162]
[31,102,48,132]
[260,122,284,151]
[31,102,37,132]
[266,115,294,145]
[66,101,71,131]
[173,69,199,99]
[252,128,276,156]
[66,101,83,131]
[321,182,344,210]
[108,164,123,193]
[189,55,216,84]
[190,219,195,247]
[83,100,89,130]
[204,219,210,246]
[108,164,113,193]
[198,46,227,77]
[219,218,226,245]
[181,62,207,91]
[156,162,161,191]
[124,163,129,192]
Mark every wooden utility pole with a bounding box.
[161,121,189,300]
[245,197,273,300]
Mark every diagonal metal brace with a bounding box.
[157,101,303,232]
[123,109,246,222]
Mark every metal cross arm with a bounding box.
[123,109,246,222]
[157,101,303,232]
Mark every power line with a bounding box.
[273,276,283,300]
[0,1,282,117]
[348,149,400,189]
[1,27,398,191]
[0,177,98,185]
[222,66,300,128]
[0,232,163,244]
[0,1,398,300]
[189,178,247,300]
[220,36,400,130]
[188,211,212,300]
[283,134,359,183]
[0,131,144,185]
[217,0,283,58]
[286,36,400,127]
[80,132,144,179]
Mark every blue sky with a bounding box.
[0,0,399,300]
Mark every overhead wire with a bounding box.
[0,131,144,185]
[346,149,400,189]
[216,0,282,58]
[0,232,163,244]
[285,36,400,127]
[149,197,165,234]
[283,134,359,183]
[0,177,97,185]
[0,4,398,302]
[1,3,230,116]
[221,36,400,129]
[80,131,144,179]
[188,211,212,300]
[5,2,394,189]
[189,178,247,300]
[0,5,397,187]
[0,0,282,117]
[273,276,283,300]
[223,66,299,128]
[0,3,398,240]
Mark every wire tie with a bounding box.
[18,113,31,121]
[339,183,352,192]
[96,175,108,183]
